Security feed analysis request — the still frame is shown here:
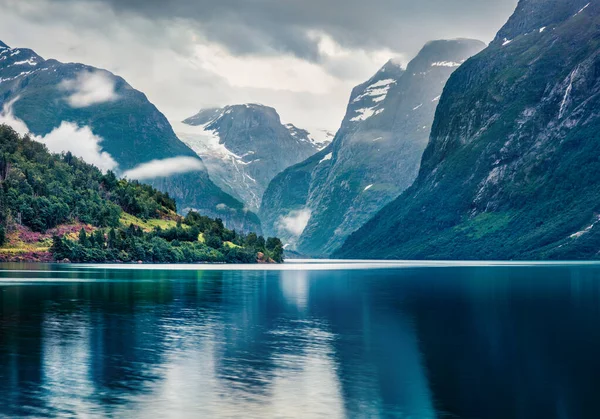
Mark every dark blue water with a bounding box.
[1,261,600,418]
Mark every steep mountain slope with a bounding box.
[176,104,326,210]
[336,0,600,260]
[260,39,485,255]
[0,124,275,263]
[0,41,259,232]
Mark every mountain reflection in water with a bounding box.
[1,262,600,418]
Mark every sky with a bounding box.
[0,0,518,133]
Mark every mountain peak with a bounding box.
[495,0,592,43]
[184,104,281,128]
[179,104,326,210]
[223,103,279,119]
[407,38,486,72]
[374,59,406,80]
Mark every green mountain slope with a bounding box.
[0,41,259,233]
[260,40,485,256]
[0,125,278,263]
[336,0,600,260]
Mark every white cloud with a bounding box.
[123,156,205,180]
[0,97,30,136]
[0,97,118,172]
[277,208,312,236]
[42,123,118,172]
[0,3,407,132]
[60,70,119,108]
[0,0,517,132]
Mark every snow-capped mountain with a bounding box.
[260,39,486,256]
[338,0,600,260]
[178,104,329,210]
[0,40,260,232]
[284,124,333,151]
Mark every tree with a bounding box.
[257,236,266,251]
[266,237,282,251]
[205,233,223,249]
[0,225,5,246]
[51,235,71,260]
[107,228,117,249]
[78,228,90,247]
[246,232,258,248]
[93,230,105,249]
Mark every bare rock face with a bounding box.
[261,39,485,256]
[337,0,600,260]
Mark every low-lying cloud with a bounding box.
[0,97,118,172]
[60,70,119,108]
[42,123,118,172]
[123,156,205,180]
[277,208,312,236]
[0,0,518,132]
[0,97,30,136]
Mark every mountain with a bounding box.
[0,125,278,263]
[260,39,486,256]
[176,104,327,210]
[0,41,259,232]
[336,0,600,260]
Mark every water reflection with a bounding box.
[1,263,600,417]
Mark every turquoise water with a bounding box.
[1,261,600,418]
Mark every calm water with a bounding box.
[1,261,600,418]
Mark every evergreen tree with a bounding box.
[93,230,105,249]
[107,228,117,249]
[78,228,89,247]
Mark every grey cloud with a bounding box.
[15,0,518,60]
[0,0,519,133]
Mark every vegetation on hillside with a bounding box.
[0,125,282,263]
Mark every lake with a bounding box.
[1,261,600,418]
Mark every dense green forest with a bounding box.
[0,125,282,263]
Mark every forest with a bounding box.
[0,125,282,263]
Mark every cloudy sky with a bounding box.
[0,0,517,132]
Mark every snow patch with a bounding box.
[308,129,334,150]
[574,3,590,16]
[352,78,396,104]
[502,38,512,46]
[412,104,423,111]
[369,78,397,89]
[174,120,244,163]
[364,184,373,191]
[539,27,546,33]
[431,61,462,67]
[350,107,383,122]
[319,152,332,164]
[432,96,441,102]
[13,58,37,66]
[0,70,37,84]
[570,215,600,239]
